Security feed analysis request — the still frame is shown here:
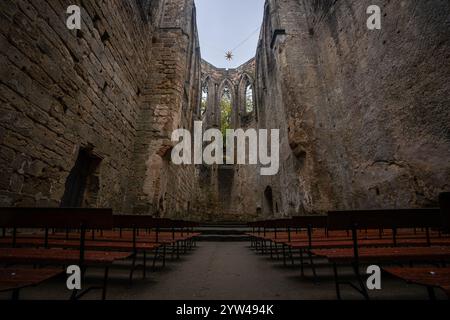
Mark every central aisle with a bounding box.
[17,242,430,300]
[113,242,330,300]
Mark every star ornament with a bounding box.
[225,51,233,61]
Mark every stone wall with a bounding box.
[0,0,221,220]
[256,0,450,215]
[0,0,162,211]
[125,0,202,218]
[1,0,448,221]
[195,59,262,221]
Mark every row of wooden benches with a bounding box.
[247,193,450,299]
[0,207,200,300]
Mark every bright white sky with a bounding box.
[195,0,265,68]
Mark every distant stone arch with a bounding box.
[200,77,210,117]
[217,78,236,99]
[199,75,215,118]
[239,73,255,115]
[217,78,235,133]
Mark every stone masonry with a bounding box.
[0,0,449,221]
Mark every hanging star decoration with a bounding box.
[225,51,234,61]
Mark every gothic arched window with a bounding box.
[220,85,232,136]
[245,80,254,113]
[201,82,208,116]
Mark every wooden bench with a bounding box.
[248,213,449,277]
[383,267,450,299]
[0,268,63,300]
[440,193,450,233]
[249,216,331,273]
[0,214,200,280]
[0,207,132,300]
[112,216,199,268]
[314,208,448,299]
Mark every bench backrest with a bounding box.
[113,215,156,229]
[260,219,291,229]
[327,208,441,231]
[153,218,181,229]
[291,216,328,228]
[440,193,450,233]
[0,207,113,229]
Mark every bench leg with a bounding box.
[289,247,295,265]
[143,251,147,279]
[152,247,159,271]
[353,263,369,300]
[102,267,109,300]
[299,249,305,277]
[275,243,280,260]
[171,243,175,260]
[308,250,317,280]
[11,288,20,301]
[70,288,78,300]
[162,244,167,268]
[269,241,273,259]
[282,244,286,266]
[333,263,342,300]
[427,286,437,300]
[129,253,137,284]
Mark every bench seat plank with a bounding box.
[312,246,450,263]
[286,238,450,249]
[0,248,131,266]
[0,238,161,251]
[0,268,63,292]
[383,267,450,298]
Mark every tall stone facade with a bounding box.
[256,0,450,215]
[194,59,262,221]
[125,0,202,218]
[1,0,164,210]
[0,0,201,217]
[0,0,449,221]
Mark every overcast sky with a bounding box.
[195,0,265,69]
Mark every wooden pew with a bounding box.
[440,192,450,234]
[314,208,450,300]
[383,267,450,299]
[0,268,63,300]
[0,207,132,300]
[0,215,200,273]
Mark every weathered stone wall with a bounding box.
[1,0,448,221]
[0,0,162,211]
[195,59,261,221]
[256,0,450,215]
[126,0,202,218]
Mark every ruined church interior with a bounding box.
[0,0,450,305]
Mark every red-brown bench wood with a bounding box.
[287,238,450,250]
[0,248,131,265]
[0,207,125,300]
[312,246,450,264]
[383,267,450,299]
[0,268,63,299]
